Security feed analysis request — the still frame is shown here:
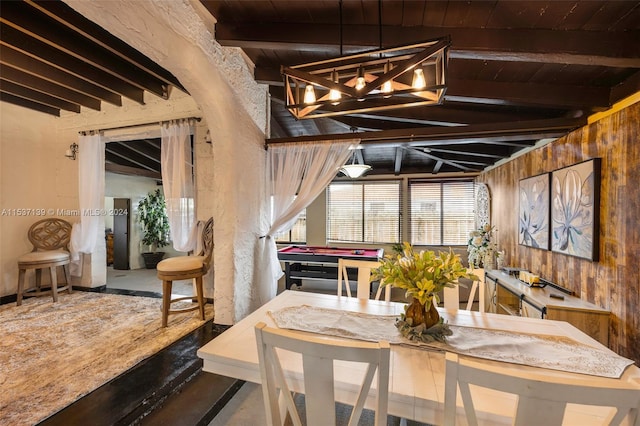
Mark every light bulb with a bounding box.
[412,68,426,89]
[303,85,316,104]
[329,70,341,105]
[355,66,366,91]
[381,61,393,97]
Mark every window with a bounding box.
[327,181,400,244]
[410,180,475,245]
[274,210,306,243]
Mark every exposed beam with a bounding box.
[267,117,586,147]
[407,147,474,172]
[0,91,59,116]
[0,78,81,112]
[394,148,403,175]
[1,45,123,106]
[0,65,100,110]
[215,24,640,68]
[105,162,162,180]
[27,0,186,92]
[1,1,169,98]
[1,25,145,104]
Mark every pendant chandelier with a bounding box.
[339,149,371,178]
[282,2,450,120]
[283,38,449,120]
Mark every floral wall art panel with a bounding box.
[551,158,601,261]
[519,173,550,250]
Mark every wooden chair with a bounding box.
[17,218,73,305]
[443,352,640,426]
[337,258,390,301]
[441,269,485,312]
[254,322,390,426]
[157,217,213,327]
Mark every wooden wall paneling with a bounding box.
[478,101,640,364]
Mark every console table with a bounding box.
[484,270,610,346]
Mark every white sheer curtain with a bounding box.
[70,133,105,269]
[255,139,357,307]
[161,121,197,252]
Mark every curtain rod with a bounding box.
[78,116,201,135]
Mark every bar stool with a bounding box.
[157,217,213,327]
[17,218,73,305]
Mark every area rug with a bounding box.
[0,292,214,425]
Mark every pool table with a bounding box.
[277,245,384,290]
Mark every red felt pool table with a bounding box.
[277,245,384,290]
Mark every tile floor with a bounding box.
[106,266,194,296]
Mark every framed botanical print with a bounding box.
[551,158,601,261]
[519,172,550,250]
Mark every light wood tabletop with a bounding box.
[198,290,640,425]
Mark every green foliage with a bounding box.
[137,189,170,250]
[372,242,479,308]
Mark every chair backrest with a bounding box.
[28,218,72,252]
[443,352,640,426]
[199,217,214,271]
[255,322,390,426]
[440,269,485,312]
[337,258,390,301]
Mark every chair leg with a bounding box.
[17,268,26,306]
[195,276,205,320]
[62,264,72,294]
[35,269,42,291]
[50,267,59,302]
[162,280,173,327]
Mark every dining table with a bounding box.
[197,290,640,425]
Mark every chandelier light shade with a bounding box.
[282,36,450,120]
[340,163,372,178]
[340,151,372,178]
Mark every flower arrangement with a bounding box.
[372,242,478,342]
[373,242,474,311]
[467,224,498,269]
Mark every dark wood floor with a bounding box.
[37,288,243,426]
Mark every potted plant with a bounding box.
[137,189,170,269]
[372,242,478,342]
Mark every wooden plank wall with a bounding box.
[478,101,639,363]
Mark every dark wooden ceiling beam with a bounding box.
[215,23,640,68]
[0,92,60,116]
[1,25,145,104]
[0,78,80,112]
[27,0,186,92]
[1,1,169,98]
[393,148,403,175]
[267,117,586,147]
[105,142,160,171]
[407,148,474,172]
[0,65,100,110]
[105,162,162,180]
[0,45,122,106]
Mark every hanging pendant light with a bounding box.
[303,84,316,104]
[329,69,341,105]
[339,151,372,178]
[381,60,393,97]
[282,0,449,119]
[412,67,426,89]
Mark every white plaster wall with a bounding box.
[0,103,79,295]
[64,0,269,323]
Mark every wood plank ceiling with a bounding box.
[202,0,640,175]
[1,1,639,177]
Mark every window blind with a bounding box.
[327,181,400,244]
[410,180,475,245]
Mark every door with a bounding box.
[113,198,130,270]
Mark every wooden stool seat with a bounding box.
[157,218,213,327]
[17,219,73,305]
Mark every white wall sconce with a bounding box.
[65,143,78,160]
